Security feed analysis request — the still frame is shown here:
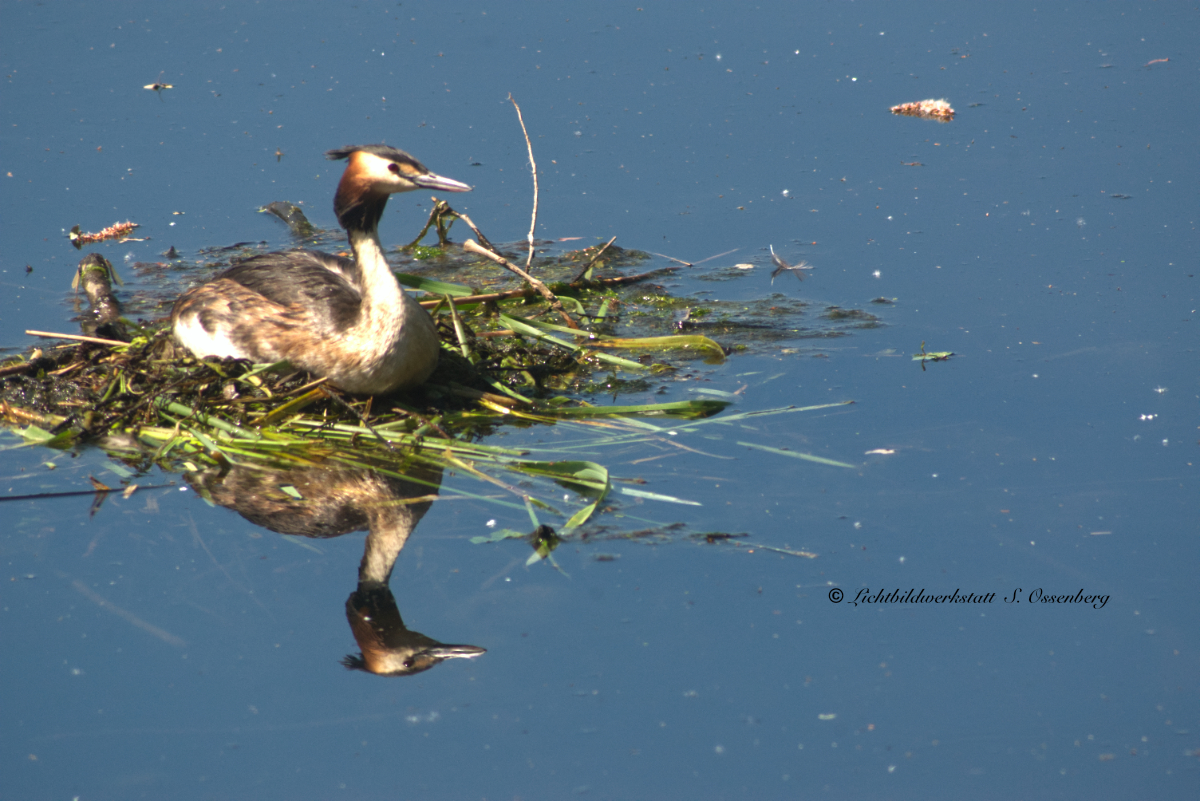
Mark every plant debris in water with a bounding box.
[6,197,871,539]
[68,220,141,249]
[890,98,955,122]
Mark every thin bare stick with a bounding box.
[0,400,54,424]
[416,263,678,310]
[591,265,679,286]
[25,330,126,347]
[451,210,497,252]
[0,361,37,378]
[281,376,330,397]
[570,236,618,283]
[0,483,175,504]
[648,252,694,267]
[647,247,741,268]
[508,93,538,270]
[419,288,533,309]
[403,201,446,249]
[223,376,329,404]
[420,290,518,309]
[462,239,578,329]
[692,247,742,266]
[445,382,522,407]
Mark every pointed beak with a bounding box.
[423,644,487,660]
[414,172,472,193]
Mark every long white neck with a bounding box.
[348,225,405,312]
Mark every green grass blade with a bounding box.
[499,313,646,371]
[396,273,476,297]
[532,399,730,419]
[592,334,725,360]
[736,440,856,469]
[619,487,702,506]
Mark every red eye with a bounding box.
[388,163,400,174]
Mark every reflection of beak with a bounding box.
[344,585,485,676]
[423,644,488,660]
[414,172,472,193]
[396,644,487,676]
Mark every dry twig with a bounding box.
[570,236,617,283]
[462,239,578,329]
[25,330,128,347]
[406,201,497,252]
[416,263,677,311]
[648,247,740,268]
[509,93,539,271]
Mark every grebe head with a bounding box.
[326,144,471,232]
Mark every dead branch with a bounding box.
[0,361,38,379]
[450,209,498,252]
[416,263,678,311]
[647,248,739,268]
[405,201,497,252]
[404,200,459,250]
[508,93,538,271]
[570,236,618,283]
[462,239,578,329]
[25,330,127,347]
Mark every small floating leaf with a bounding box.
[18,425,56,443]
[515,460,610,493]
[15,425,74,449]
[912,340,954,362]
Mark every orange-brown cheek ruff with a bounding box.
[170,145,469,394]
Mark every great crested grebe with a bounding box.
[171,144,471,394]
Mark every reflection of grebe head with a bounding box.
[343,584,485,677]
[183,462,470,675]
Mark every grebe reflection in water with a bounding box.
[189,462,484,676]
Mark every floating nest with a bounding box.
[1,227,736,482]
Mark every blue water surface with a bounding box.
[2,2,1197,799]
